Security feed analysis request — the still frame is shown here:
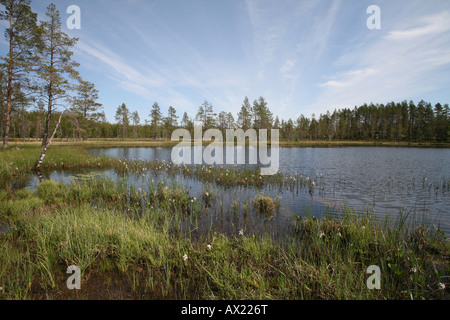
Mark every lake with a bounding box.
[88,147,450,234]
[13,146,450,238]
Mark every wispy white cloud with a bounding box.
[315,9,450,111]
[77,40,165,92]
[25,0,449,123]
[386,11,450,40]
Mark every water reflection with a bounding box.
[3,147,449,236]
[88,146,450,233]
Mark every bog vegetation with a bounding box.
[0,0,449,301]
[0,145,449,300]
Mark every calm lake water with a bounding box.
[88,147,450,234]
[11,147,450,238]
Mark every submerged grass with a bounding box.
[0,177,448,300]
[1,145,449,300]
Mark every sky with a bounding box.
[1,0,450,123]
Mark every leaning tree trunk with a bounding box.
[35,111,64,181]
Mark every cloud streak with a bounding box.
[315,9,450,112]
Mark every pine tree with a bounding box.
[167,106,178,129]
[71,80,102,120]
[150,102,162,140]
[195,100,216,130]
[252,97,273,130]
[115,103,129,140]
[237,96,252,131]
[181,111,190,128]
[226,112,235,130]
[132,111,140,139]
[1,0,39,148]
[37,3,80,148]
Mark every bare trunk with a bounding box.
[3,12,14,149]
[43,29,55,147]
[42,82,53,147]
[36,112,64,180]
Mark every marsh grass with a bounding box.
[1,145,449,300]
[0,177,448,300]
[252,195,280,215]
[1,146,322,194]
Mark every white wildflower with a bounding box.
[183,254,188,261]
[207,245,212,251]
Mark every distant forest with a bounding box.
[1,1,448,145]
[2,97,449,142]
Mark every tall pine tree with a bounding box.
[1,0,39,148]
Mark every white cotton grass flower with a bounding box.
[207,244,212,251]
[438,283,446,290]
[410,267,417,273]
[182,254,188,261]
[319,232,325,239]
[239,229,244,236]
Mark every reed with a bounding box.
[0,178,448,300]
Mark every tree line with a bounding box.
[3,95,448,143]
[1,1,448,146]
[0,0,103,152]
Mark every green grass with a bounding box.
[0,178,448,300]
[0,146,120,181]
[0,145,328,191]
[1,144,449,300]
[6,138,450,148]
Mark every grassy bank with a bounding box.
[0,177,449,300]
[5,138,450,149]
[0,145,327,190]
[0,146,122,181]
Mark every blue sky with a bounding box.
[2,0,450,123]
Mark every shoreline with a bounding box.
[4,139,450,149]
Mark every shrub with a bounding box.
[252,195,275,215]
